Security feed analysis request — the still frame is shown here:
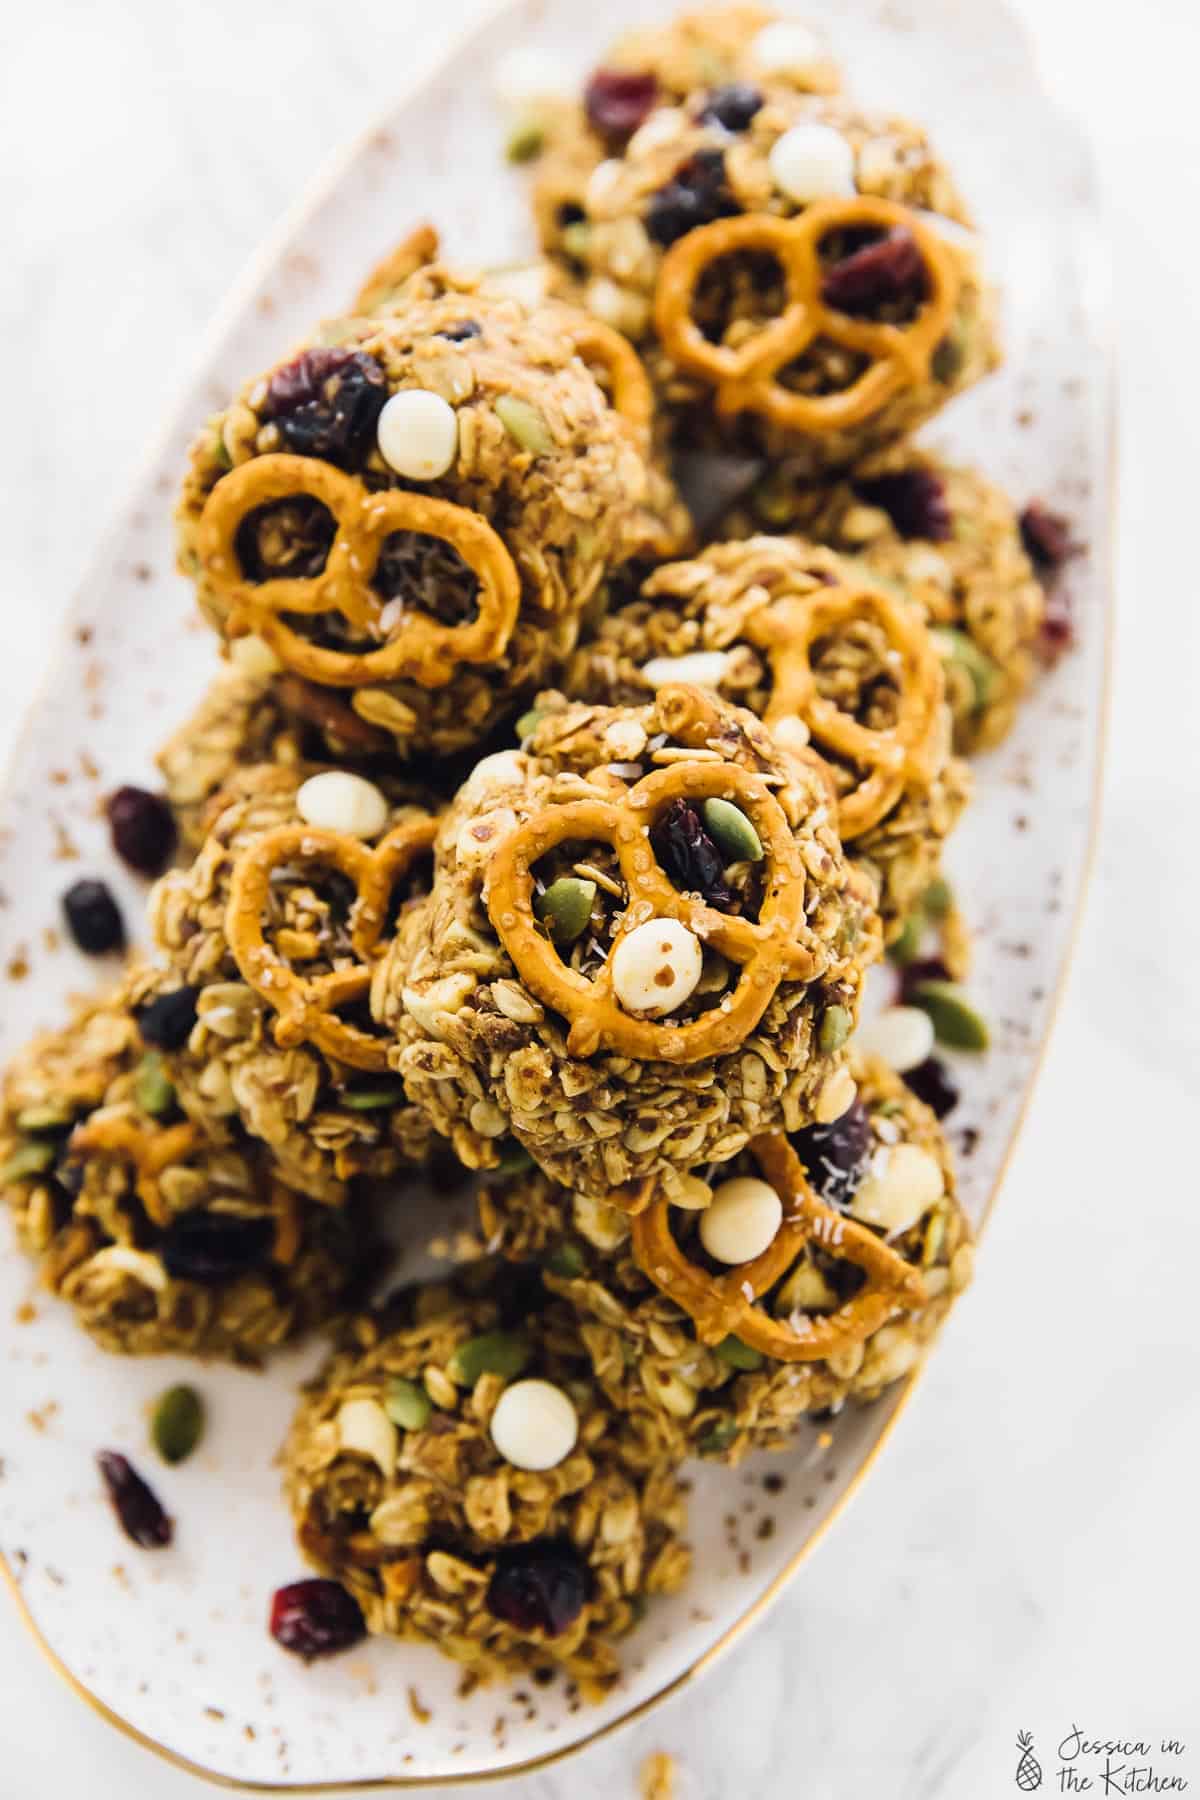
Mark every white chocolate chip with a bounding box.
[489,1379,579,1471]
[481,262,553,309]
[228,633,282,678]
[336,1397,398,1477]
[296,770,389,839]
[815,1067,857,1124]
[493,47,571,113]
[768,123,856,204]
[456,807,518,870]
[641,650,731,690]
[463,749,527,800]
[856,1005,935,1073]
[627,107,687,158]
[770,714,811,753]
[376,389,459,480]
[851,1143,945,1234]
[750,19,827,76]
[699,1176,783,1264]
[611,918,703,1016]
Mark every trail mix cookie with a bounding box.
[374,683,880,1202]
[531,69,997,478]
[478,1052,972,1462]
[566,537,970,935]
[282,1266,690,1694]
[176,257,655,759]
[149,765,438,1203]
[0,983,367,1358]
[724,446,1045,750]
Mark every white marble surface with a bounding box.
[1,1,1197,1795]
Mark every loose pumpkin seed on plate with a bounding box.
[151,1384,205,1465]
[908,979,989,1051]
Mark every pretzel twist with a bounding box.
[226,814,436,1073]
[630,1133,927,1359]
[654,197,960,435]
[68,1116,201,1230]
[485,688,816,1064]
[197,454,522,689]
[747,583,944,837]
[564,317,654,449]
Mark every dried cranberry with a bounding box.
[651,797,734,908]
[160,1210,275,1285]
[645,149,738,247]
[263,348,387,467]
[854,469,952,542]
[487,1539,591,1638]
[270,1579,366,1661]
[135,986,200,1050]
[902,1056,959,1120]
[821,229,926,316]
[791,1098,872,1208]
[1039,587,1074,659]
[97,1451,173,1549]
[1019,499,1076,570]
[437,319,482,342]
[584,68,658,141]
[62,880,125,955]
[697,83,763,131]
[107,786,177,876]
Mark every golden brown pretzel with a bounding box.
[68,1115,200,1230]
[564,317,654,447]
[745,583,944,837]
[630,1133,927,1359]
[197,454,522,689]
[485,688,816,1064]
[226,814,436,1072]
[654,196,960,435]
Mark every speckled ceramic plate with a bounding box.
[0,0,1109,1786]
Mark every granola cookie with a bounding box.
[148,765,438,1203]
[281,1266,690,1695]
[176,259,653,759]
[477,1052,973,1462]
[530,73,998,478]
[724,447,1046,751]
[566,537,971,936]
[0,983,366,1358]
[373,683,880,1202]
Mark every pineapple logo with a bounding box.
[1014,1730,1043,1791]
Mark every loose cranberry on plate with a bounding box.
[270,1579,366,1661]
[62,879,126,955]
[107,785,177,876]
[96,1451,173,1549]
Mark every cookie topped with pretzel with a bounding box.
[176,237,657,759]
[374,683,880,1205]
[477,1051,973,1463]
[528,74,997,479]
[149,764,439,1204]
[566,535,971,936]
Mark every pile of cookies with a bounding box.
[1,5,1070,1698]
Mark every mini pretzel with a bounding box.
[227,814,436,1073]
[486,689,816,1064]
[630,1134,927,1360]
[565,318,654,448]
[654,196,960,435]
[198,454,521,689]
[746,584,943,837]
[68,1115,200,1230]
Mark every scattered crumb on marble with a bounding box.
[204,1706,226,1721]
[26,1400,58,1433]
[6,947,28,980]
[407,1686,431,1725]
[640,1750,678,1800]
[14,1301,36,1324]
[51,819,78,860]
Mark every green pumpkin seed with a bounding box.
[494,394,554,457]
[448,1330,531,1386]
[561,221,592,262]
[713,1335,764,1372]
[701,798,763,863]
[887,912,924,967]
[909,980,989,1051]
[505,117,545,163]
[818,1004,852,1054]
[534,877,596,946]
[16,1102,75,1134]
[544,1242,586,1279]
[134,1053,176,1118]
[151,1384,204,1465]
[212,423,233,471]
[384,1376,432,1432]
[697,1420,740,1456]
[340,1083,406,1112]
[922,876,953,918]
[515,706,548,743]
[931,320,969,385]
[932,628,1000,709]
[0,1141,56,1183]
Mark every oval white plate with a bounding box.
[0,0,1109,1785]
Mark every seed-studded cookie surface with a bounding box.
[373,684,880,1202]
[477,1053,972,1462]
[281,1266,690,1695]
